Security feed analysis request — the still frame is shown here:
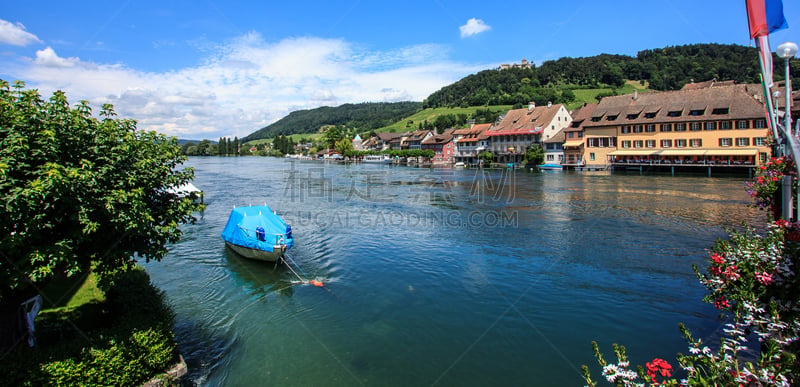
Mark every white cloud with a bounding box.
[459,18,491,38]
[34,47,80,68]
[0,19,42,46]
[6,32,485,140]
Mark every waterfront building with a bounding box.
[581,82,772,171]
[543,129,566,165]
[404,130,433,150]
[421,129,456,164]
[453,123,491,165]
[562,103,597,168]
[352,134,363,150]
[485,102,572,164]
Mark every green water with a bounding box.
[143,157,761,386]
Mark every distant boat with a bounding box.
[221,206,293,262]
[454,162,466,168]
[537,163,563,171]
[363,154,392,164]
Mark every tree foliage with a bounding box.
[424,43,776,109]
[0,80,201,317]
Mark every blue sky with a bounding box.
[1,0,798,140]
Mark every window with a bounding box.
[646,140,656,148]
[753,119,767,128]
[627,113,640,120]
[587,138,598,147]
[633,125,643,133]
[547,154,554,161]
[759,152,767,163]
[591,117,601,122]
[578,132,583,138]
[689,109,705,116]
[590,153,596,161]
[675,123,686,131]
[675,139,687,148]
[660,123,672,132]
[719,138,732,147]
[622,140,631,148]
[668,110,682,117]
[712,108,729,115]
[736,120,749,129]
[568,132,574,138]
[634,140,643,148]
[661,139,672,148]
[607,115,618,121]
[704,122,717,130]
[753,137,767,146]
[645,112,657,119]
[621,125,631,134]
[645,124,656,132]
[690,139,702,147]
[719,121,732,130]
[736,138,750,147]
[690,122,702,131]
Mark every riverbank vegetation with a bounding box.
[0,80,201,384]
[0,269,180,386]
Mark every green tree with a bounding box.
[334,137,353,155]
[0,80,202,348]
[523,144,545,166]
[323,126,344,149]
[478,151,493,166]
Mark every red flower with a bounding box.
[715,298,730,309]
[755,271,774,285]
[711,253,725,265]
[646,358,673,383]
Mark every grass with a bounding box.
[376,105,513,133]
[39,271,104,312]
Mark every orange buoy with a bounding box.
[310,280,324,287]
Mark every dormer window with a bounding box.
[667,111,682,117]
[644,112,656,119]
[712,108,729,115]
[689,109,705,116]
[626,113,639,120]
[607,115,618,121]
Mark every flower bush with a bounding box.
[584,168,800,386]
[745,156,796,213]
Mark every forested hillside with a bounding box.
[243,101,422,142]
[424,43,777,109]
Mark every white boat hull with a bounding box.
[226,241,286,262]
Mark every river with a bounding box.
[142,156,762,386]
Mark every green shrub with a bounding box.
[0,268,178,386]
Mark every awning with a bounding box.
[563,140,584,147]
[704,149,758,156]
[658,149,707,156]
[608,150,659,156]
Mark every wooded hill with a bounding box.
[243,101,422,142]
[243,43,798,141]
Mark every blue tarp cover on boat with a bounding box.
[221,206,293,251]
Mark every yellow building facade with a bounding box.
[581,82,771,169]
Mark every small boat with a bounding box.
[537,163,563,171]
[363,154,392,164]
[454,162,466,168]
[221,206,293,262]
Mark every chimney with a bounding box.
[528,102,535,111]
[547,101,552,108]
[633,90,638,100]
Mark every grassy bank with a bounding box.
[1,268,180,386]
